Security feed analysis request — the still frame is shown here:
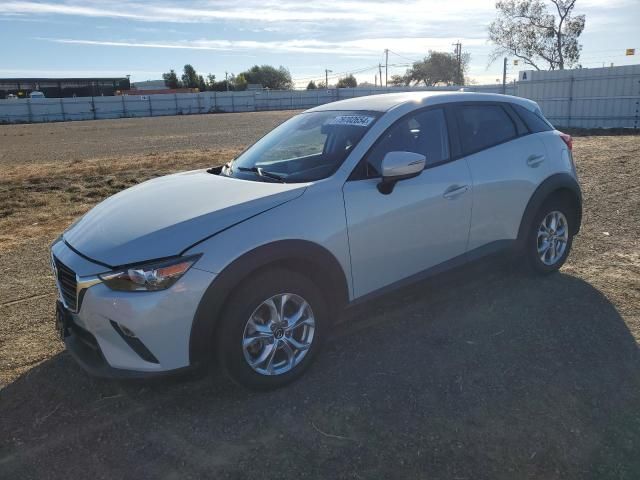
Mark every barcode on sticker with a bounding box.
[328,115,375,127]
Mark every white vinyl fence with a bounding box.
[1,64,638,129]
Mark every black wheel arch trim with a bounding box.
[515,173,582,251]
[188,239,350,367]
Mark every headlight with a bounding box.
[99,255,200,292]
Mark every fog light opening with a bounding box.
[119,324,137,338]
[109,320,159,364]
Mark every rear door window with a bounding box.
[455,104,517,155]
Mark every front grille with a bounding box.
[54,257,78,311]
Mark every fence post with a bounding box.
[213,91,217,112]
[174,93,179,114]
[27,99,33,123]
[635,79,640,130]
[148,95,153,116]
[59,97,66,121]
[231,94,235,113]
[197,93,202,113]
[121,95,127,118]
[567,75,574,128]
[91,96,97,120]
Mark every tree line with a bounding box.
[162,64,294,91]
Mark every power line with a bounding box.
[292,64,379,84]
[386,49,420,63]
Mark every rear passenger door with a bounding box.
[452,103,550,251]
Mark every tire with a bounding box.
[525,197,575,274]
[216,268,328,390]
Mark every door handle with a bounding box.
[527,154,545,167]
[443,184,469,200]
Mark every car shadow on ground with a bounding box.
[2,258,639,480]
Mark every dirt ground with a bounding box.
[0,112,639,479]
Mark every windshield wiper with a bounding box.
[236,166,286,183]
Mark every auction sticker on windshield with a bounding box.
[328,115,375,127]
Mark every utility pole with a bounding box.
[378,63,383,87]
[374,74,377,87]
[225,71,229,92]
[502,57,507,94]
[325,69,332,88]
[384,49,389,87]
[452,41,462,85]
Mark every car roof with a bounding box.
[306,91,539,113]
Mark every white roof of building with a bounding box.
[308,91,538,113]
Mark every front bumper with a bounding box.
[51,239,216,377]
[58,303,186,379]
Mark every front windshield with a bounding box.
[223,110,380,183]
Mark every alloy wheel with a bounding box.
[537,210,569,266]
[242,293,315,376]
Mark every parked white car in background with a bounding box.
[51,91,581,389]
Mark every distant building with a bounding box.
[0,77,131,99]
[118,88,200,96]
[131,80,168,91]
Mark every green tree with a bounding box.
[234,73,248,91]
[239,65,293,90]
[405,51,468,86]
[488,0,585,70]
[336,74,358,88]
[306,80,317,90]
[181,64,200,89]
[198,75,207,92]
[389,74,410,86]
[162,69,181,89]
[206,74,217,90]
[207,76,235,91]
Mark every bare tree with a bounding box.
[488,0,585,70]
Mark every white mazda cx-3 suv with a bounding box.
[51,92,581,389]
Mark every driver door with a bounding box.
[342,108,473,298]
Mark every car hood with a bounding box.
[63,170,307,267]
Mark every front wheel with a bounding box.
[217,268,328,390]
[525,199,575,274]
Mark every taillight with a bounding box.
[558,131,573,151]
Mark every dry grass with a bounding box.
[0,148,240,252]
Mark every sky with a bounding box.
[1,0,639,87]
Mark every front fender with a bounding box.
[188,240,350,367]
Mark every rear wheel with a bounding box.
[525,199,575,274]
[217,268,328,390]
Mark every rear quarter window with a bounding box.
[512,104,554,133]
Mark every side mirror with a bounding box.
[377,151,426,194]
